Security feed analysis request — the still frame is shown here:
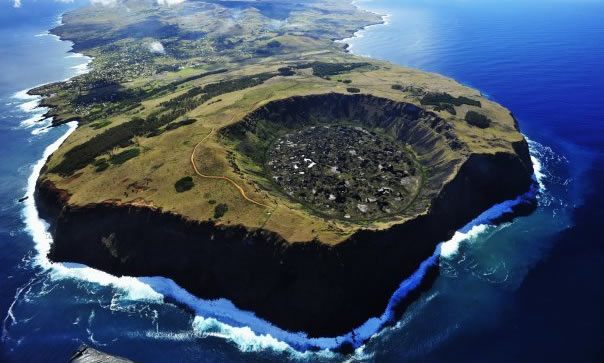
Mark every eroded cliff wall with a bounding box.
[36,142,534,337]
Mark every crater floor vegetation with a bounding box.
[266,126,421,220]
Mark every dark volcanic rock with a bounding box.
[69,344,134,363]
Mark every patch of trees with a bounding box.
[347,87,361,93]
[131,68,229,103]
[421,92,482,108]
[75,82,146,105]
[93,158,109,172]
[156,65,180,73]
[278,67,295,76]
[51,73,277,176]
[165,118,197,131]
[293,62,371,78]
[159,72,276,112]
[76,69,228,115]
[170,69,228,89]
[266,40,282,48]
[213,203,229,219]
[390,84,425,96]
[434,103,457,115]
[109,148,140,165]
[465,111,491,129]
[174,176,195,193]
[51,118,146,175]
[90,120,112,130]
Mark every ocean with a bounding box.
[1,0,603,362]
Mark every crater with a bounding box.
[221,93,464,222]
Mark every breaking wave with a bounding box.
[440,138,546,258]
[12,90,52,134]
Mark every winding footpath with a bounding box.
[190,128,272,209]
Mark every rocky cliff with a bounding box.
[36,138,535,338]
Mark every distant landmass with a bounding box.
[32,0,535,348]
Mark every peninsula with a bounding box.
[33,0,535,344]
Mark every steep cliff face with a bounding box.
[36,140,535,338]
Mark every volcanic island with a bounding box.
[32,0,535,348]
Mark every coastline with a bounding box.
[17,12,90,266]
[24,15,93,128]
[14,14,92,134]
[337,0,392,54]
[23,2,540,357]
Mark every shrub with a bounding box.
[174,176,194,193]
[342,79,352,84]
[95,163,109,172]
[51,117,146,175]
[91,120,112,130]
[93,158,107,166]
[165,118,196,131]
[93,158,109,172]
[346,87,361,93]
[465,111,491,128]
[421,92,481,108]
[294,62,370,78]
[391,84,404,90]
[110,148,140,165]
[435,103,457,115]
[267,40,282,48]
[278,67,295,76]
[214,203,229,219]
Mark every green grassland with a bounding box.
[37,0,526,245]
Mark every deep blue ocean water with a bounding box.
[1,0,603,362]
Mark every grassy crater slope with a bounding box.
[33,0,535,340]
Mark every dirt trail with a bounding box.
[190,128,272,209]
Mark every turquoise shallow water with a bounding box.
[1,0,603,361]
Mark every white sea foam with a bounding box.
[66,53,86,59]
[12,90,56,134]
[440,225,488,258]
[19,112,45,128]
[31,124,53,135]
[440,137,544,258]
[71,63,91,76]
[336,2,391,52]
[13,87,47,132]
[23,122,75,269]
[1,277,38,343]
[528,138,546,189]
[18,99,40,113]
